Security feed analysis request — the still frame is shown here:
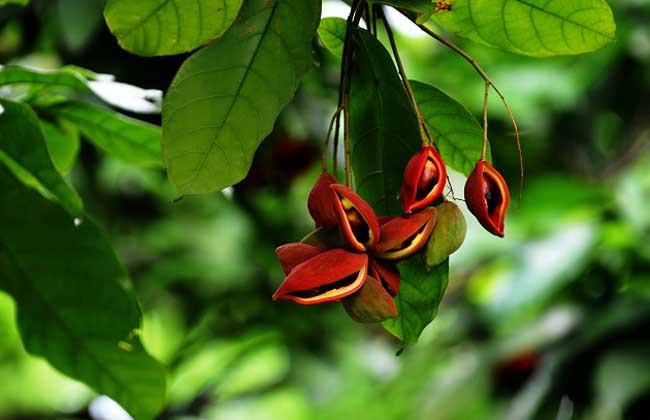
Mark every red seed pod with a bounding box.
[272,249,368,305]
[275,243,323,275]
[308,172,339,228]
[374,206,437,261]
[464,159,510,237]
[370,258,400,296]
[330,184,380,252]
[400,146,447,214]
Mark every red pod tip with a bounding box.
[330,184,380,252]
[464,159,510,237]
[400,146,447,214]
[272,249,368,305]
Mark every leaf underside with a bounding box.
[0,166,166,420]
[162,0,321,195]
[432,0,616,57]
[103,0,245,56]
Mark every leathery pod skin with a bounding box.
[330,184,380,252]
[464,159,510,237]
[374,206,437,261]
[369,258,400,296]
[275,243,323,275]
[400,146,447,214]
[272,249,368,305]
[307,172,339,229]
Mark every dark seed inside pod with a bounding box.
[416,159,439,200]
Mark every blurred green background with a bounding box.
[1,0,650,419]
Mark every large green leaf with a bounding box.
[40,119,80,174]
[0,65,163,114]
[0,99,82,216]
[162,0,321,195]
[0,64,91,92]
[103,0,244,57]
[432,0,616,57]
[411,81,488,176]
[350,29,421,216]
[49,102,163,167]
[317,17,346,58]
[0,0,29,6]
[383,258,449,345]
[0,166,167,420]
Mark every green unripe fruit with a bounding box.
[424,201,467,270]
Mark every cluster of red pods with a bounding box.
[272,145,510,323]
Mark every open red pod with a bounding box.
[330,184,380,252]
[370,258,400,296]
[400,146,447,214]
[308,172,339,228]
[464,159,510,237]
[272,249,368,305]
[275,243,323,275]
[374,206,437,261]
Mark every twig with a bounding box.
[339,0,365,186]
[482,81,489,160]
[380,8,432,146]
[322,106,344,172]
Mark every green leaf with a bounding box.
[0,64,91,92]
[369,0,437,24]
[0,0,29,6]
[0,166,167,420]
[0,65,163,114]
[411,81,488,176]
[318,17,346,57]
[350,29,421,216]
[49,102,163,167]
[383,258,449,345]
[103,0,245,56]
[40,120,80,174]
[432,0,616,57]
[0,99,82,217]
[162,0,321,195]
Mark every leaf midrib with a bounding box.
[182,2,279,194]
[113,0,171,39]
[513,0,614,41]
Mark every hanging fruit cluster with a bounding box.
[272,146,510,323]
[272,1,517,328]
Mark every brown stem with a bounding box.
[339,0,365,187]
[322,106,344,172]
[381,9,432,146]
[482,81,489,160]
[411,18,524,201]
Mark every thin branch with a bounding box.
[340,0,365,186]
[322,106,344,172]
[380,8,432,146]
[482,81,489,160]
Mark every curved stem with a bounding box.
[322,107,344,172]
[482,81,489,160]
[381,8,431,146]
[411,17,524,200]
[339,0,365,187]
